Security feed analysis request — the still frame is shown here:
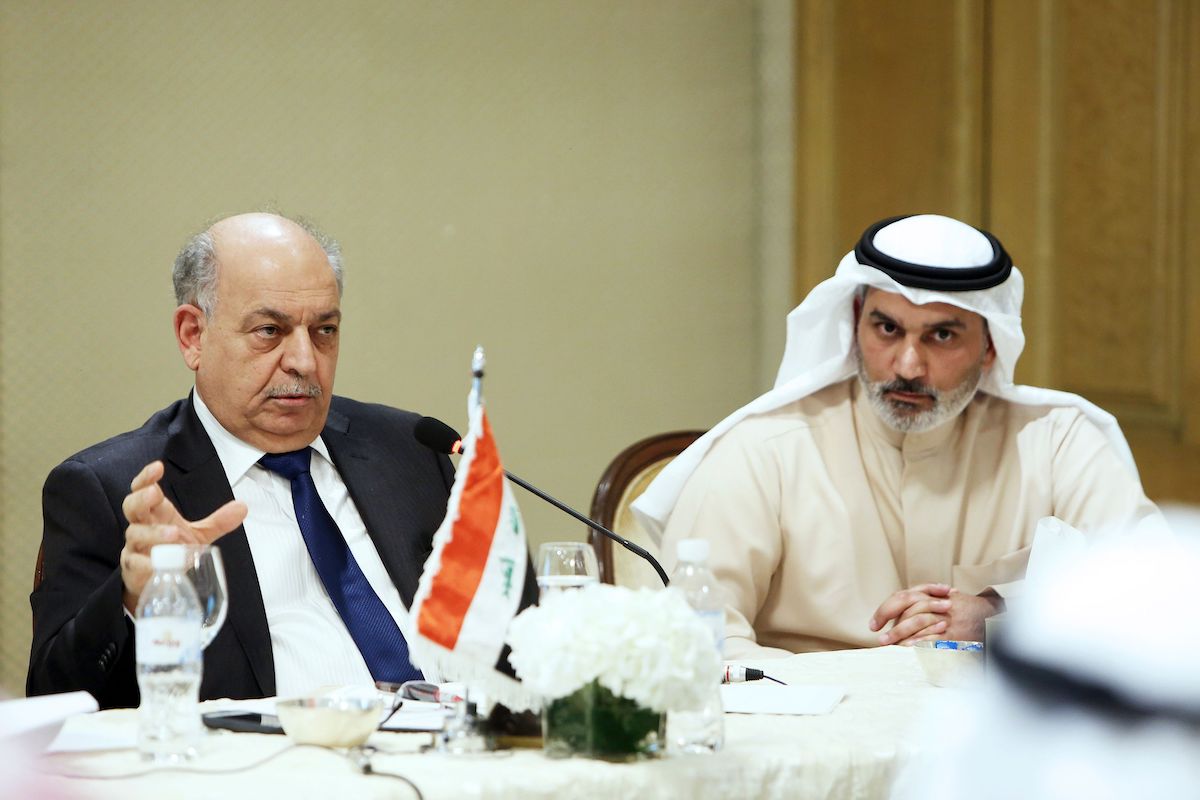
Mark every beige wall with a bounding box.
[0,2,774,696]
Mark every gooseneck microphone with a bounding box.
[414,416,670,587]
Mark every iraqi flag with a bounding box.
[407,395,534,709]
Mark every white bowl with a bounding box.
[275,695,385,748]
[913,640,984,688]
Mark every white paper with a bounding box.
[203,697,279,716]
[0,691,99,753]
[720,683,844,716]
[203,695,449,733]
[380,700,450,732]
[45,725,137,754]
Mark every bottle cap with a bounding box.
[676,538,710,564]
[150,543,188,570]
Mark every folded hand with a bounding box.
[869,583,1002,646]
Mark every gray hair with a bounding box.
[172,214,344,317]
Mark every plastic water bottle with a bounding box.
[136,543,203,763]
[668,538,725,754]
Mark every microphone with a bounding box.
[416,416,466,456]
[414,416,670,586]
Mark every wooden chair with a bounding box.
[588,430,703,588]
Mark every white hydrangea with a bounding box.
[506,584,721,713]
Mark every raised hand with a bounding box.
[119,460,247,613]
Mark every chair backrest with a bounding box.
[588,430,703,588]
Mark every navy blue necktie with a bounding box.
[258,448,422,683]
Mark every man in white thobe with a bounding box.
[634,214,1158,660]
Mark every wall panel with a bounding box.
[794,0,984,295]
[1055,0,1175,416]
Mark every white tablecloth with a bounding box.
[38,646,939,800]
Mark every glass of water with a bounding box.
[186,545,228,650]
[536,542,600,597]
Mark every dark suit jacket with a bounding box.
[28,393,537,709]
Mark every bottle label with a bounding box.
[136,618,201,666]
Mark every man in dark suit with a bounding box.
[28,212,535,708]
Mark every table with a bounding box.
[38,646,938,800]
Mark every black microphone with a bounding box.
[414,416,670,586]
[416,416,466,456]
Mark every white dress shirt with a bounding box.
[193,392,415,698]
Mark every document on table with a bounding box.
[378,699,448,732]
[201,695,449,733]
[1,691,116,755]
[45,720,137,755]
[0,691,98,742]
[720,683,844,715]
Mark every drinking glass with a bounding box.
[186,545,228,650]
[536,542,600,597]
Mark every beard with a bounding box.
[855,347,986,434]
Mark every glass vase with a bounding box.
[542,680,665,761]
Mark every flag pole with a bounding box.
[469,345,486,411]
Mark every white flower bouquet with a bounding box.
[508,584,721,711]
[507,584,721,759]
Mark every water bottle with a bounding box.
[668,538,725,754]
[673,539,725,656]
[136,543,203,763]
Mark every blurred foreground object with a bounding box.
[893,508,1200,800]
[0,691,97,753]
[0,691,93,800]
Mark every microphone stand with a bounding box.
[502,470,670,587]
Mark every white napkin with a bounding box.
[0,691,98,753]
[720,683,844,715]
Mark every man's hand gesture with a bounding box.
[119,460,247,613]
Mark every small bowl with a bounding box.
[275,695,386,748]
[913,640,984,688]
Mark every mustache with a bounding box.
[267,382,323,398]
[879,378,938,399]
